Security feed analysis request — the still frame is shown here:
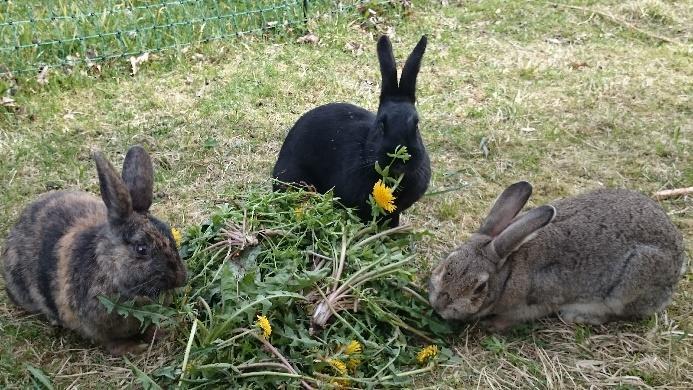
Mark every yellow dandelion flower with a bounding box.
[294,206,304,220]
[255,315,272,339]
[344,340,362,355]
[330,378,350,389]
[416,345,439,365]
[372,180,397,213]
[171,227,182,248]
[346,358,360,372]
[328,358,347,376]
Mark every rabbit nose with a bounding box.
[429,290,450,314]
[428,279,441,306]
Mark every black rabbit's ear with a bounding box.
[399,35,427,102]
[479,181,533,237]
[377,35,398,100]
[121,145,154,213]
[491,205,555,261]
[94,151,133,225]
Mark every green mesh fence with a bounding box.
[0,0,313,75]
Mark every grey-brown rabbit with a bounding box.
[2,146,187,355]
[428,181,686,330]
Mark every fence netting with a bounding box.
[0,0,316,75]
[1,0,397,77]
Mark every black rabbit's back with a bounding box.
[273,103,380,206]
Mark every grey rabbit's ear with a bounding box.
[94,151,133,225]
[399,35,427,102]
[377,35,398,101]
[492,205,556,261]
[121,145,154,213]
[479,181,533,237]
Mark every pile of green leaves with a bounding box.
[137,188,455,388]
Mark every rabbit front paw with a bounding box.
[106,339,149,356]
[559,303,609,325]
[482,316,516,332]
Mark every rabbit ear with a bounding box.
[479,181,533,237]
[377,35,398,101]
[93,151,133,225]
[399,35,427,102]
[492,205,556,261]
[121,145,154,213]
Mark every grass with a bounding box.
[0,0,307,74]
[1,0,692,388]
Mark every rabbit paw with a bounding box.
[563,313,607,325]
[559,304,608,325]
[482,317,515,332]
[106,340,149,356]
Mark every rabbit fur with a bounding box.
[428,181,686,331]
[2,146,187,355]
[272,35,431,227]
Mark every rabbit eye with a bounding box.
[473,281,487,295]
[134,243,149,256]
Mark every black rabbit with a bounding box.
[272,35,431,227]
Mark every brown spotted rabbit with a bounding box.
[428,181,686,331]
[2,146,187,355]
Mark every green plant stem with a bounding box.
[331,225,349,292]
[401,283,430,305]
[236,362,289,371]
[351,224,411,250]
[304,250,333,262]
[213,328,254,350]
[312,363,435,386]
[329,254,391,299]
[313,256,413,329]
[179,318,198,387]
[378,363,436,381]
[313,285,373,348]
[350,224,378,244]
[349,257,413,290]
[236,371,316,381]
[187,247,226,300]
[384,313,437,344]
[247,333,315,390]
[194,363,234,370]
[372,345,401,379]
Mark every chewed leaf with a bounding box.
[97,296,176,330]
[374,161,384,176]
